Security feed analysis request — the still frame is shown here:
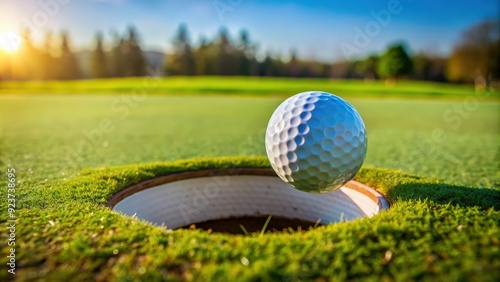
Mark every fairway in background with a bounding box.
[1,77,499,99]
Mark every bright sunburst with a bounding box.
[0,32,21,53]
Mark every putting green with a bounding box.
[0,80,498,280]
[1,95,498,189]
[6,156,499,281]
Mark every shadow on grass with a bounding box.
[389,182,500,210]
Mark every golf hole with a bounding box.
[108,168,389,234]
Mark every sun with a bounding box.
[0,31,22,53]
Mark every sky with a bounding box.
[0,0,498,61]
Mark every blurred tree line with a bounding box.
[0,29,81,80]
[0,19,498,85]
[163,24,332,78]
[447,19,500,88]
[0,26,146,81]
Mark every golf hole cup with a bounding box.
[265,91,367,193]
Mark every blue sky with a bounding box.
[0,0,498,61]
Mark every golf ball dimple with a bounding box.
[265,91,367,193]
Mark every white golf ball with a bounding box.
[265,91,367,193]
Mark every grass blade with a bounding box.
[239,224,250,236]
[260,214,272,235]
[314,218,321,228]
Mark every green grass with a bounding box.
[0,78,499,280]
[2,157,499,281]
[1,76,499,99]
[1,95,498,188]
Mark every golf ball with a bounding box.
[265,91,367,193]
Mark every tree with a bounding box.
[40,31,57,80]
[123,26,146,77]
[92,32,107,78]
[166,24,195,75]
[330,61,351,79]
[15,29,40,80]
[194,37,211,75]
[259,52,274,76]
[447,19,499,84]
[357,55,378,79]
[412,53,431,80]
[216,27,235,75]
[272,54,286,77]
[57,31,80,80]
[412,53,447,82]
[0,45,13,81]
[109,30,125,77]
[237,29,254,76]
[376,44,413,80]
[287,49,300,77]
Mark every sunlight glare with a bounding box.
[0,32,21,53]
